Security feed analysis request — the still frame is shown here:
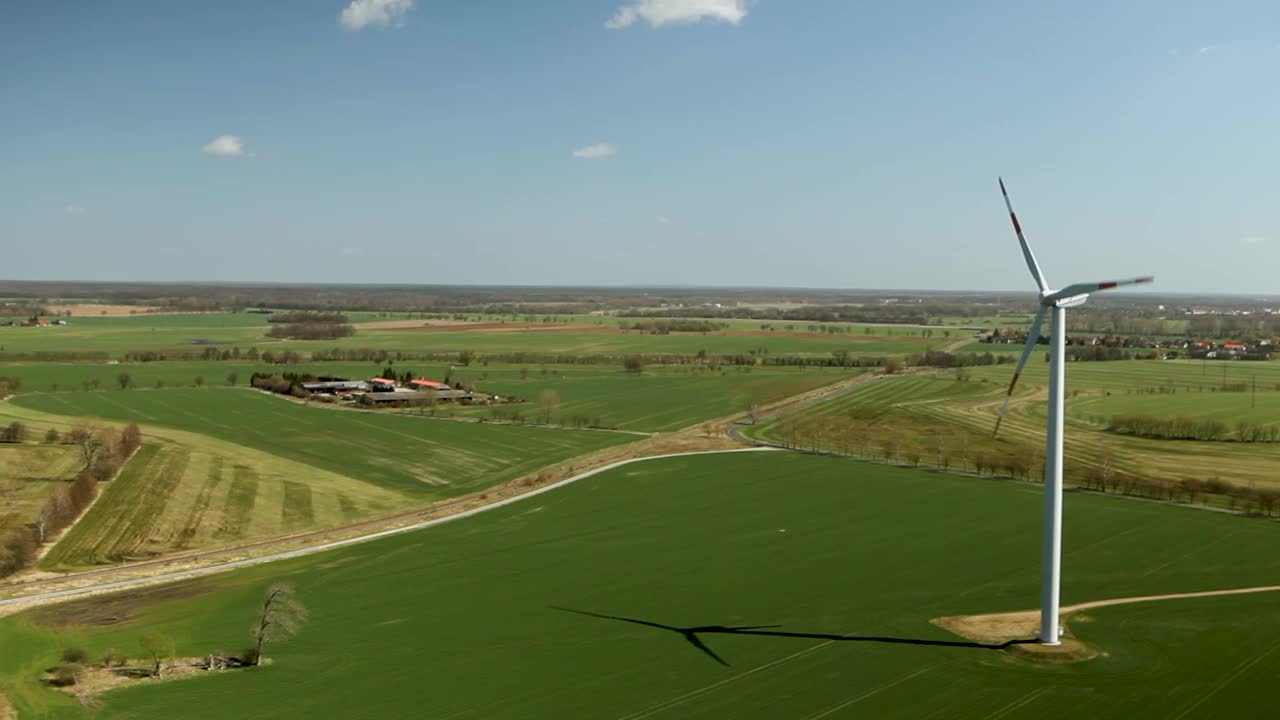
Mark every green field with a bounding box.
[1070,390,1280,428]
[0,445,82,533]
[0,311,957,359]
[0,362,853,434]
[443,365,855,431]
[5,390,633,500]
[964,358,1280,391]
[5,452,1280,718]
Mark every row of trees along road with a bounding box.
[0,420,141,578]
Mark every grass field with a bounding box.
[442,365,856,431]
[4,390,634,500]
[0,445,82,534]
[1070,390,1280,428]
[5,452,1280,718]
[0,362,854,434]
[0,311,957,359]
[746,366,1280,495]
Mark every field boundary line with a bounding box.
[614,630,849,720]
[802,664,935,720]
[980,687,1048,720]
[1171,636,1280,720]
[0,448,775,612]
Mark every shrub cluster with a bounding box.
[249,372,313,398]
[264,322,355,340]
[1105,414,1278,442]
[910,350,1012,368]
[620,319,727,334]
[268,311,349,324]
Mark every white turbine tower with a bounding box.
[993,178,1153,645]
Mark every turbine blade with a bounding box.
[998,178,1049,293]
[993,306,1047,438]
[1045,276,1153,304]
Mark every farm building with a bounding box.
[357,389,474,406]
[409,378,450,390]
[301,380,369,394]
[368,378,398,391]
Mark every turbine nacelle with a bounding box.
[1045,292,1089,309]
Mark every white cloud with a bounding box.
[1197,45,1215,55]
[572,143,617,159]
[63,204,85,215]
[1241,235,1266,245]
[201,135,245,157]
[656,215,671,224]
[606,0,747,29]
[340,0,414,31]
[342,247,366,257]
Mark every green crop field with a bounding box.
[441,365,856,431]
[0,311,958,360]
[0,445,82,534]
[5,390,633,500]
[964,358,1280,392]
[0,362,854,434]
[4,452,1280,718]
[1070,390,1280,427]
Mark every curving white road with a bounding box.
[0,447,775,610]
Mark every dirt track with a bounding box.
[934,584,1280,645]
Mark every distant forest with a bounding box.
[0,281,1272,329]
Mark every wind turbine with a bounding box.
[993,178,1153,645]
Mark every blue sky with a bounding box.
[2,0,1278,293]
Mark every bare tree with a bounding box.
[250,583,308,665]
[68,421,102,469]
[539,388,561,425]
[116,372,133,390]
[226,371,239,386]
[140,633,174,678]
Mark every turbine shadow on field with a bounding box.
[552,607,1035,667]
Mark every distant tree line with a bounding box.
[620,319,727,334]
[267,311,349,324]
[0,279,1042,316]
[0,304,49,318]
[1188,314,1280,340]
[1106,414,1280,443]
[617,301,1008,324]
[909,350,1012,368]
[264,322,355,340]
[0,351,110,362]
[0,421,141,579]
